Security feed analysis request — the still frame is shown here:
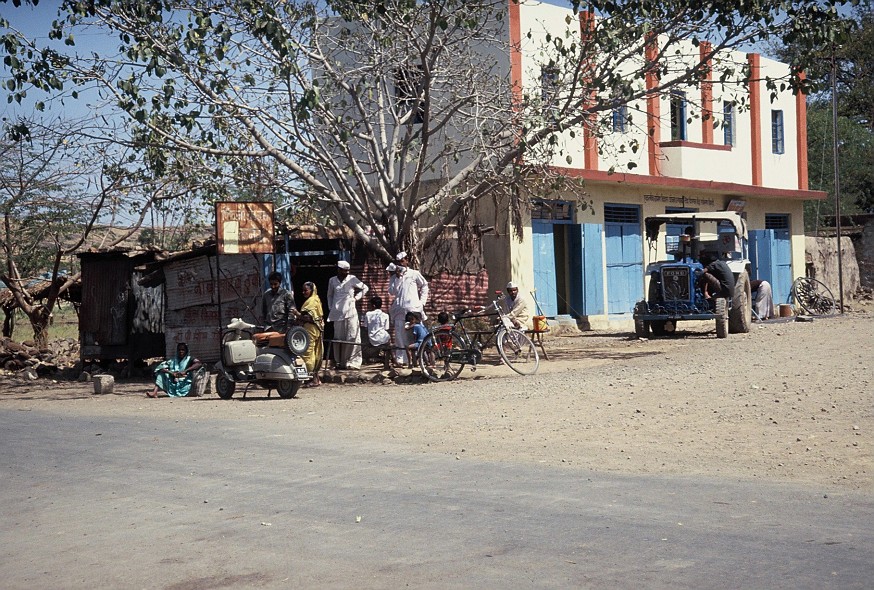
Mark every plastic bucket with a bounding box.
[533,315,548,332]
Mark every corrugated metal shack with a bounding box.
[78,224,490,366]
[78,250,165,362]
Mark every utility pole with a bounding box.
[830,50,845,313]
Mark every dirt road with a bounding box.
[2,310,871,490]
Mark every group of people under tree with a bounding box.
[149,252,536,397]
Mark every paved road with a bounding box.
[1,408,871,589]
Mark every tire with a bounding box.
[418,332,466,382]
[285,327,310,355]
[216,373,236,399]
[634,318,650,338]
[497,329,539,375]
[715,298,728,339]
[729,271,752,334]
[276,380,301,399]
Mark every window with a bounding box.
[765,214,790,230]
[723,101,735,146]
[395,65,424,125]
[771,110,784,154]
[604,203,640,224]
[670,91,687,141]
[532,200,574,222]
[541,65,559,117]
[612,103,628,133]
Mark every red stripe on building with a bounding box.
[748,53,762,186]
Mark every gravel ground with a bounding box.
[2,309,871,490]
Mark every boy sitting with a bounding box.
[405,311,429,368]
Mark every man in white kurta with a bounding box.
[500,281,533,330]
[388,252,429,366]
[327,260,369,369]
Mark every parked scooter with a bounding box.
[214,318,311,399]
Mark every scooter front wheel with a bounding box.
[216,373,236,399]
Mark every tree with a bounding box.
[1,0,847,262]
[0,118,167,346]
[776,1,874,227]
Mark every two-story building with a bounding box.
[479,1,825,328]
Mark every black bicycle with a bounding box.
[417,295,540,382]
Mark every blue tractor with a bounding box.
[633,212,752,338]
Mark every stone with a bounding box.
[93,374,114,395]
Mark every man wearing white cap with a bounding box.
[327,260,369,370]
[500,281,532,330]
[388,252,429,366]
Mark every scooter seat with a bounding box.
[254,332,286,348]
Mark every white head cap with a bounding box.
[395,251,407,261]
[506,281,518,289]
[337,260,350,270]
[385,262,397,272]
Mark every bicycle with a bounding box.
[417,294,540,382]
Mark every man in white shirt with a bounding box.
[327,260,369,370]
[500,281,532,330]
[388,252,429,366]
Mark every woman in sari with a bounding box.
[299,281,324,387]
[149,342,203,398]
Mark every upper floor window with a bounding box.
[771,110,785,154]
[670,91,687,141]
[541,65,560,118]
[612,103,628,133]
[723,101,735,146]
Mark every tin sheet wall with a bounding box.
[163,253,263,363]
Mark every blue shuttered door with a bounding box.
[569,223,605,316]
[749,226,792,305]
[604,205,643,315]
[532,220,559,317]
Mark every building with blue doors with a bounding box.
[477,1,824,328]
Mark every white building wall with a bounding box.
[758,56,800,190]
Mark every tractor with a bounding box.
[633,211,752,338]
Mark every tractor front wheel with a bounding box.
[715,298,728,339]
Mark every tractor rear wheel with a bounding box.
[715,298,728,338]
[729,272,752,334]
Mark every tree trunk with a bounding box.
[26,305,51,349]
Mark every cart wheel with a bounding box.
[791,277,837,316]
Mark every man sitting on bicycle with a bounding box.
[501,281,533,330]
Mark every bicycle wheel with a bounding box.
[418,332,467,382]
[496,329,539,375]
[791,277,837,316]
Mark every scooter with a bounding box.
[214,318,312,399]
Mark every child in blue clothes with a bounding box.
[405,311,429,368]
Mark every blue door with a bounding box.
[749,228,793,304]
[604,204,643,315]
[532,220,559,316]
[568,223,605,316]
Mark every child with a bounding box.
[405,311,429,368]
[365,296,392,369]
[435,311,452,331]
